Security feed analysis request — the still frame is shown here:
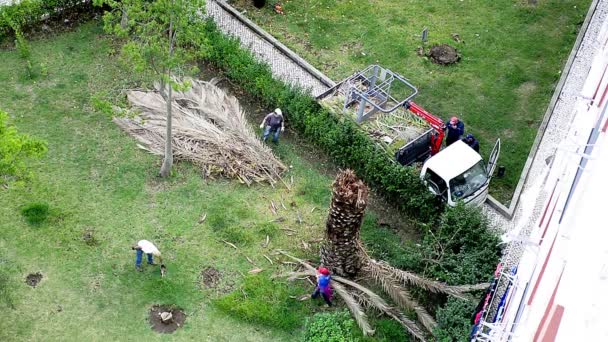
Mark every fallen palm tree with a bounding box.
[113,78,286,186]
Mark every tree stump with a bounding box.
[320,170,368,277]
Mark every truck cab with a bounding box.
[420,139,500,207]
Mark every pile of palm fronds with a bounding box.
[113,78,286,186]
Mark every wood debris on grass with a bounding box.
[114,78,286,186]
[248,268,264,274]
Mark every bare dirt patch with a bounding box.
[427,44,460,65]
[200,267,222,289]
[149,305,186,334]
[25,272,43,287]
[82,228,99,246]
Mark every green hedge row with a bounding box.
[0,0,88,36]
[200,20,442,223]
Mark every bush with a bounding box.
[418,203,501,285]
[303,311,359,342]
[434,297,476,342]
[214,274,313,331]
[0,0,88,37]
[0,110,47,182]
[372,318,410,342]
[20,202,50,225]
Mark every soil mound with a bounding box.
[149,305,186,334]
[25,272,42,287]
[427,44,460,65]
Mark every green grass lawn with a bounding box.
[229,0,591,202]
[0,22,393,341]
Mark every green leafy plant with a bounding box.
[303,311,359,342]
[418,203,501,285]
[20,202,50,225]
[434,297,476,342]
[0,110,47,183]
[95,0,207,177]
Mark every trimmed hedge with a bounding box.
[200,20,442,223]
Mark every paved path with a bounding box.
[206,0,333,97]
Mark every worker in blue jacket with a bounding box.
[462,134,480,153]
[445,116,465,146]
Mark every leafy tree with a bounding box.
[95,0,207,177]
[0,110,47,184]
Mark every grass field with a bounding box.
[0,22,417,341]
[229,0,591,202]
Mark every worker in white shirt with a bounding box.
[132,240,166,276]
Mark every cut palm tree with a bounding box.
[320,169,368,277]
[114,78,286,185]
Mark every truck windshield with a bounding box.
[449,161,488,202]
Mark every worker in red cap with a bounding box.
[311,267,333,306]
[445,116,465,146]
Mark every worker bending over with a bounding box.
[260,108,285,143]
[132,240,166,276]
[311,267,333,306]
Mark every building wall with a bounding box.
[475,16,608,341]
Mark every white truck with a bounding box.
[317,65,501,207]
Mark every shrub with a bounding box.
[303,311,359,342]
[0,0,89,37]
[373,318,410,342]
[434,297,476,342]
[20,202,50,225]
[0,110,47,182]
[418,203,501,285]
[214,274,313,331]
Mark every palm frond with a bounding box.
[370,259,471,300]
[283,269,427,340]
[331,280,375,336]
[354,292,427,341]
[367,261,437,333]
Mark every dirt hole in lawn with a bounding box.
[427,44,460,65]
[200,267,222,289]
[149,305,186,334]
[82,228,99,246]
[25,272,43,287]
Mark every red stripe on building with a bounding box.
[598,83,608,108]
[602,116,608,133]
[539,195,560,245]
[527,234,558,306]
[591,64,608,104]
[539,181,559,228]
[533,271,565,342]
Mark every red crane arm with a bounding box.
[404,101,445,155]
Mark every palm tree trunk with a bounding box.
[320,169,368,277]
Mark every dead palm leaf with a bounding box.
[114,78,286,186]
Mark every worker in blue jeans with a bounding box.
[132,240,166,277]
[260,108,285,143]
